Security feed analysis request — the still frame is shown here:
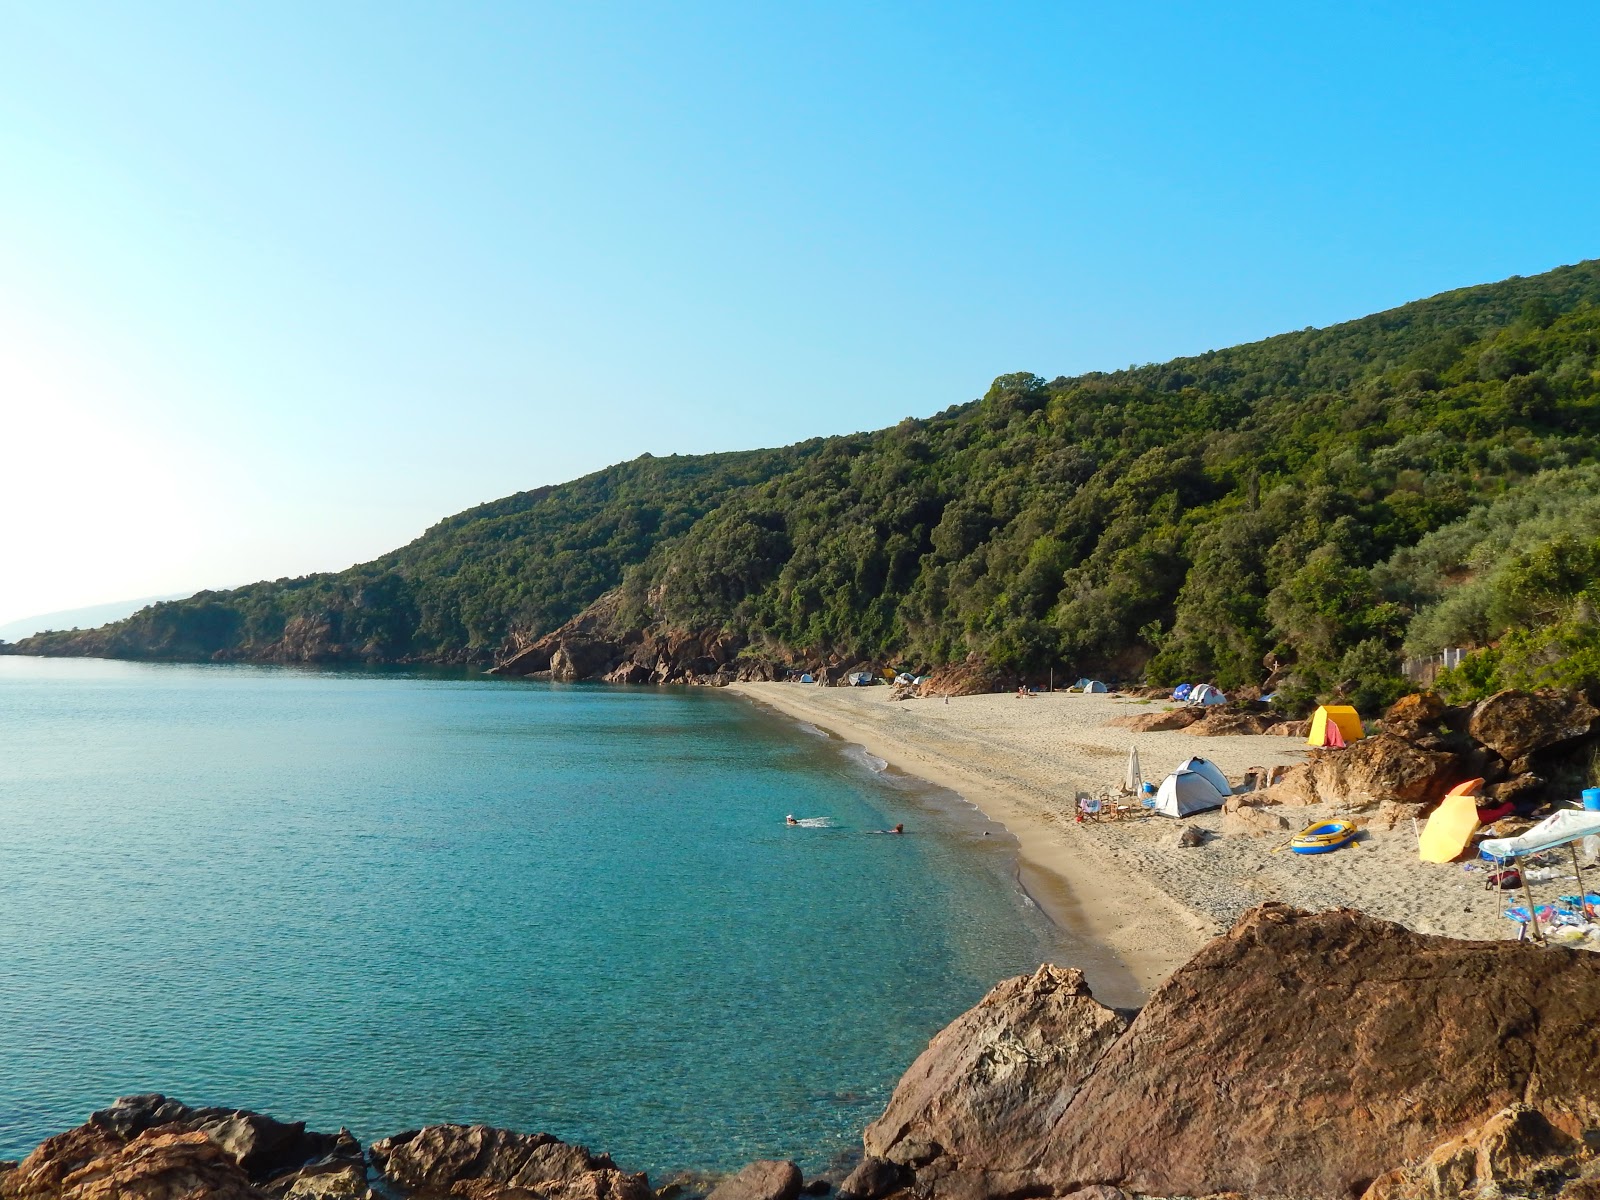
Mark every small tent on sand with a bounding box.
[1082,680,1109,693]
[1171,683,1193,701]
[1173,755,1232,798]
[1152,769,1228,817]
[1190,684,1226,706]
[1307,705,1364,747]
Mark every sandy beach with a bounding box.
[731,683,1531,1004]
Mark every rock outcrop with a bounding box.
[1361,1104,1595,1199]
[0,1130,261,1200]
[1105,708,1202,733]
[492,590,753,686]
[861,904,1600,1200]
[918,655,1006,698]
[0,1097,360,1200]
[862,965,1129,1191]
[1468,689,1600,762]
[1382,691,1447,741]
[703,1161,802,1200]
[368,1125,650,1200]
[1307,733,1460,807]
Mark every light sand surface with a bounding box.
[730,683,1567,1003]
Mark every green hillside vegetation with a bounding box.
[9,447,812,662]
[11,259,1600,709]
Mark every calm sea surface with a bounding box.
[0,658,1063,1176]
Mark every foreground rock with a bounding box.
[369,1125,650,1200]
[1362,1104,1596,1199]
[0,1097,360,1200]
[859,904,1600,1200]
[703,1161,801,1200]
[863,965,1129,1186]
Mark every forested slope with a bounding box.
[12,259,1600,705]
[6,446,814,663]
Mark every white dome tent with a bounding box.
[1152,769,1228,818]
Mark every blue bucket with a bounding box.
[1583,787,1600,811]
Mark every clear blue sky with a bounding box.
[2,3,1597,623]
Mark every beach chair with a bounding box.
[1077,794,1104,822]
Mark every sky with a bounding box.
[2,3,1598,626]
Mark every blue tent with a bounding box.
[1172,684,1194,701]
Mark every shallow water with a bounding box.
[0,658,1063,1175]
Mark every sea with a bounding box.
[0,658,1066,1176]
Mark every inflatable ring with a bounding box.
[1291,820,1356,854]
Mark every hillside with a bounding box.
[4,447,813,664]
[11,259,1600,706]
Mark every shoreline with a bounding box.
[730,683,1540,999]
[728,683,1286,1005]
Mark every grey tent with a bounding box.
[1173,755,1232,797]
[1152,769,1228,818]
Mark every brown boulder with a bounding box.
[1252,763,1317,807]
[867,905,1600,1200]
[2,1097,354,1200]
[1468,690,1600,761]
[1192,711,1278,736]
[1041,905,1600,1199]
[368,1126,648,1200]
[1308,733,1459,807]
[835,1158,905,1200]
[1266,719,1312,737]
[862,965,1128,1176]
[1360,1105,1591,1200]
[2,1130,261,1200]
[1383,692,1446,740]
[920,655,1005,697]
[1104,707,1202,733]
[703,1162,802,1200]
[1222,803,1292,837]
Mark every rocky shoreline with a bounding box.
[8,906,1600,1200]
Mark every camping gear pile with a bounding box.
[1170,683,1227,706]
[1474,806,1600,944]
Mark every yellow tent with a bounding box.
[1306,705,1364,747]
[1419,779,1484,863]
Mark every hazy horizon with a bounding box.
[4,3,1597,627]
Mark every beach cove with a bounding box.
[0,658,1067,1174]
[730,682,1529,998]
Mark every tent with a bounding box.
[799,673,814,684]
[848,672,873,687]
[1083,680,1109,693]
[1480,809,1600,860]
[1190,684,1227,706]
[1152,769,1228,818]
[1418,779,1484,863]
[1124,746,1143,794]
[1173,755,1232,797]
[1171,684,1194,701]
[1307,705,1364,747]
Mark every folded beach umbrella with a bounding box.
[1125,746,1142,793]
[1418,780,1483,863]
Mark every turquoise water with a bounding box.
[0,658,1064,1176]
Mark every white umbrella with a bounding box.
[1125,745,1143,793]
